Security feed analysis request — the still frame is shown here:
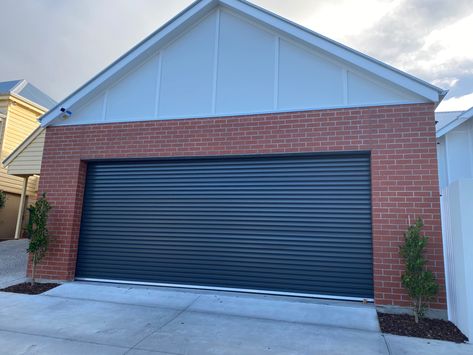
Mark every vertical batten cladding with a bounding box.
[35,103,445,309]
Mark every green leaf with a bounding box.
[400,218,438,322]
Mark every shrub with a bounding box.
[400,218,439,323]
[27,194,52,286]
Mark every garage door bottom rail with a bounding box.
[75,277,374,303]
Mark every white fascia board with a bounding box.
[39,0,217,127]
[10,79,28,94]
[436,106,473,138]
[221,0,445,103]
[10,92,50,113]
[459,106,473,120]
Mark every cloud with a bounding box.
[437,92,473,111]
[0,0,472,111]
[256,0,473,110]
[342,0,473,108]
[346,0,473,63]
[0,0,192,100]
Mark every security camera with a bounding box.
[60,107,72,118]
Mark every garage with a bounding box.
[75,152,373,300]
[30,0,447,308]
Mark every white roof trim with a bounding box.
[0,80,50,112]
[39,0,446,127]
[10,79,28,94]
[9,92,50,113]
[222,0,446,101]
[436,106,473,138]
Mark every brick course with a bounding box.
[35,103,446,308]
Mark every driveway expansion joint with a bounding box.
[382,334,393,355]
[124,295,202,355]
[0,327,130,350]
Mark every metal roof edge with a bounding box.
[231,0,445,97]
[436,106,473,138]
[39,0,445,127]
[39,0,214,127]
[9,92,50,113]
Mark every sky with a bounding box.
[0,0,472,112]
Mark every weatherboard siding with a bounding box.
[7,130,45,176]
[437,119,473,188]
[1,99,41,195]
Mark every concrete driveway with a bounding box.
[0,282,471,355]
[0,239,28,288]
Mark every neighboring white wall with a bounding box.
[441,179,473,340]
[53,7,427,127]
[437,119,473,189]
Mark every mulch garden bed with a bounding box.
[0,282,60,295]
[378,312,469,343]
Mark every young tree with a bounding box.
[27,194,52,286]
[400,218,439,323]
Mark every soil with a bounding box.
[0,282,60,295]
[378,312,469,343]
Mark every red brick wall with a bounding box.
[35,103,446,308]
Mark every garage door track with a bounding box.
[0,282,470,354]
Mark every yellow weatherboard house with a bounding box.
[0,80,56,240]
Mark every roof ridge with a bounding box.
[10,79,27,94]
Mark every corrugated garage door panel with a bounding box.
[76,152,373,299]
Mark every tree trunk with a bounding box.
[31,254,36,286]
[414,297,422,323]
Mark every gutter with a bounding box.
[436,105,473,138]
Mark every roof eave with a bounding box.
[9,92,50,113]
[40,0,445,127]
[436,105,473,138]
[39,0,217,127]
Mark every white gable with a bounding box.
[160,12,217,117]
[51,3,438,127]
[278,39,344,109]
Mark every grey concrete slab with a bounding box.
[47,283,379,332]
[0,292,180,347]
[0,329,127,355]
[47,282,199,309]
[45,282,200,310]
[1,282,470,354]
[126,350,183,355]
[136,311,388,355]
[189,293,380,331]
[0,239,28,288]
[385,334,472,355]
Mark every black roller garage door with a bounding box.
[76,152,373,299]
